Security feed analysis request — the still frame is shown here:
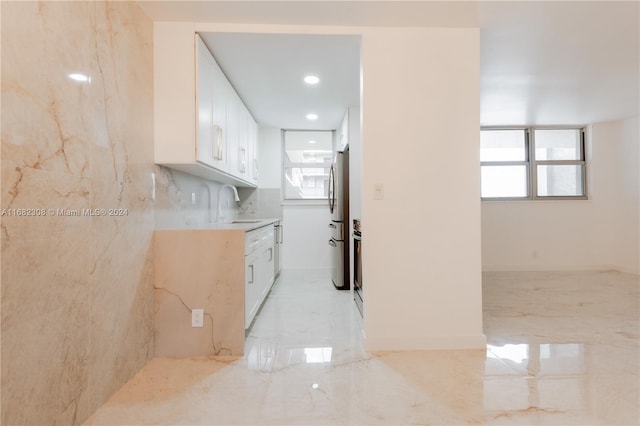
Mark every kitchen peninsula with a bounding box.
[154,219,279,357]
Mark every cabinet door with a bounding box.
[245,250,260,329]
[250,118,259,184]
[210,58,228,171]
[196,37,227,171]
[263,242,274,292]
[195,38,215,166]
[254,241,273,308]
[237,103,249,177]
[226,87,239,176]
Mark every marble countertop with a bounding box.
[157,218,281,233]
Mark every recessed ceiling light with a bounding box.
[306,113,318,121]
[68,73,91,82]
[304,75,320,85]
[308,140,317,144]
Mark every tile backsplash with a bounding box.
[238,188,283,219]
[155,168,242,229]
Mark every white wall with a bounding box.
[482,116,639,274]
[259,126,332,270]
[258,126,282,189]
[607,117,639,273]
[361,28,485,350]
[282,205,331,269]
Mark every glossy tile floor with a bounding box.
[85,270,639,425]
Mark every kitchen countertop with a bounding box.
[158,218,281,233]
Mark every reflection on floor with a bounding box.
[85,270,639,425]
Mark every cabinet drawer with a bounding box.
[245,226,274,255]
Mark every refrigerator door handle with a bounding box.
[328,164,335,214]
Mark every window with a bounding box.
[480,127,586,200]
[480,129,529,198]
[534,129,585,197]
[282,130,334,200]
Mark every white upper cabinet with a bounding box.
[196,37,228,172]
[226,84,240,176]
[250,117,259,182]
[237,102,249,177]
[235,102,259,186]
[154,26,258,187]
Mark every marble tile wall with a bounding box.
[154,229,246,357]
[1,1,162,424]
[154,168,240,229]
[237,187,282,220]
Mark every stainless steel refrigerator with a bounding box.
[328,148,349,290]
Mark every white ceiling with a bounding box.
[199,32,360,130]
[138,1,639,128]
[478,1,639,126]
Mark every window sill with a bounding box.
[280,199,327,207]
[481,197,590,204]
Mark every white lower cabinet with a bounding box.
[244,226,275,329]
[244,248,260,327]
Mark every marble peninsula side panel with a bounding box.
[154,230,246,357]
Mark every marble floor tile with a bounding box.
[85,270,639,425]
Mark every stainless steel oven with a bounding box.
[353,219,363,316]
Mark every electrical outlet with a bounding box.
[191,309,204,328]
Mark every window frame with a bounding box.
[281,129,335,204]
[481,126,588,201]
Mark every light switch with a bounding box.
[374,183,384,200]
[191,192,196,205]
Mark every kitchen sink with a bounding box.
[231,220,262,224]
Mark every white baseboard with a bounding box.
[482,264,639,275]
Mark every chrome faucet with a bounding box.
[217,184,240,223]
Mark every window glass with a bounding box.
[481,165,528,198]
[480,130,527,161]
[283,167,330,199]
[534,129,582,160]
[283,131,333,200]
[537,165,584,196]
